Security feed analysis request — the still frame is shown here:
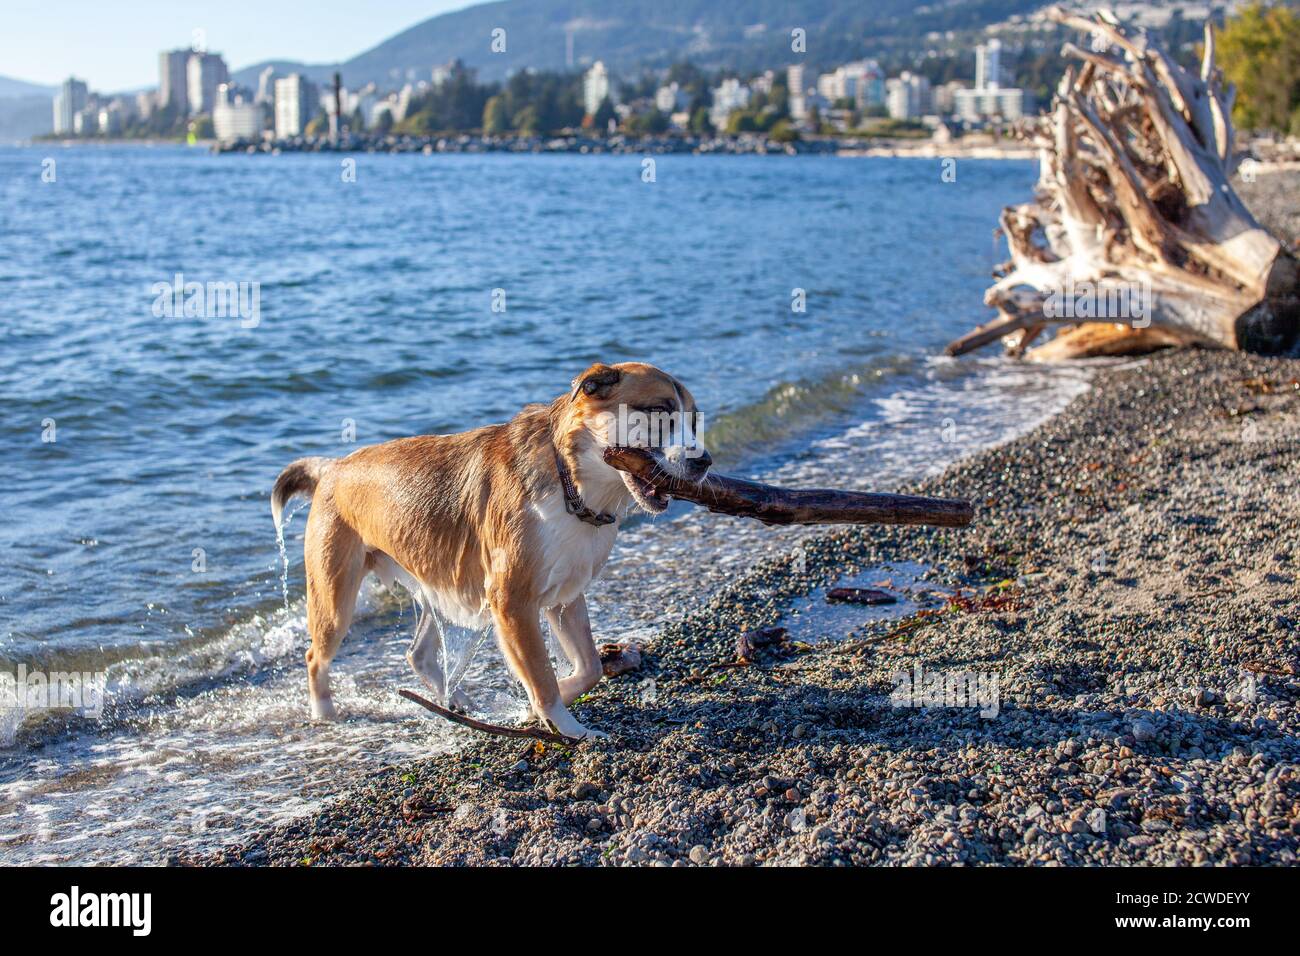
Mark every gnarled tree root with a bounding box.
[946,6,1300,362]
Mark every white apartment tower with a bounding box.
[787,64,806,96]
[187,52,229,115]
[886,72,932,120]
[158,49,190,111]
[274,74,314,138]
[975,40,1003,91]
[52,77,89,134]
[787,64,808,120]
[957,38,1032,120]
[583,61,611,116]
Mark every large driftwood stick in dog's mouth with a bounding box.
[603,447,973,528]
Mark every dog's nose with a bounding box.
[690,449,713,477]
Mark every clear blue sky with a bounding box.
[1,0,474,90]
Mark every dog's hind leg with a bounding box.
[409,613,477,713]
[303,503,366,721]
[545,596,603,706]
[369,555,469,711]
[405,594,461,709]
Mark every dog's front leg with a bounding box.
[490,590,605,740]
[545,595,603,706]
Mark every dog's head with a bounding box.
[565,362,711,514]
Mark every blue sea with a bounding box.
[0,145,1087,862]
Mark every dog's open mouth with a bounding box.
[622,472,671,514]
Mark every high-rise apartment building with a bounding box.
[583,61,612,116]
[274,74,315,138]
[52,77,89,134]
[187,52,229,114]
[159,49,190,111]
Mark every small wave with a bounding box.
[0,576,404,750]
[703,353,918,467]
[1,601,299,749]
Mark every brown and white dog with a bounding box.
[270,362,710,739]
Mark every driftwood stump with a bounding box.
[947,6,1299,361]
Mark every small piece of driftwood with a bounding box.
[826,587,897,606]
[735,625,788,663]
[599,641,643,677]
[399,689,579,745]
[603,447,973,528]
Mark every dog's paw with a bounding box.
[446,686,474,714]
[310,696,339,722]
[555,722,607,741]
[541,703,608,741]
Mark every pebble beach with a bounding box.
[193,345,1300,867]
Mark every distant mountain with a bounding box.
[0,96,52,142]
[0,76,54,142]
[229,59,319,85]
[0,74,56,99]
[232,0,1044,88]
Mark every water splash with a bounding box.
[276,501,307,615]
[0,672,24,748]
[445,623,492,703]
[276,526,290,615]
[402,584,492,707]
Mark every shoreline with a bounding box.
[14,135,1298,168]
[17,138,1298,167]
[14,135,1033,158]
[839,141,1036,159]
[193,349,1300,866]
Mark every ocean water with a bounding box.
[0,145,1087,863]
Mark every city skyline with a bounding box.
[0,0,470,91]
[45,29,1036,146]
[49,34,1033,146]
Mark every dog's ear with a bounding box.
[570,364,622,402]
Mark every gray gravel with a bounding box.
[191,348,1300,866]
[1236,167,1300,250]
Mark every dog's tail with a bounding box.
[271,457,332,534]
